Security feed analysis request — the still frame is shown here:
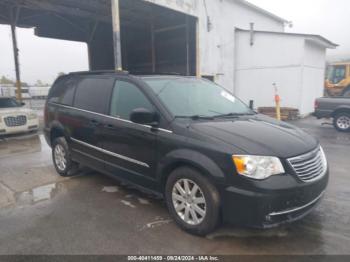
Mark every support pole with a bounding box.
[185,16,190,76]
[111,0,122,71]
[10,7,22,101]
[196,19,200,78]
[151,14,156,73]
[273,83,281,121]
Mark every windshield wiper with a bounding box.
[213,112,256,118]
[174,115,214,120]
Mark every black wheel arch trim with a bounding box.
[156,149,226,191]
[331,106,350,117]
[49,121,71,143]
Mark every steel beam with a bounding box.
[154,24,186,34]
[10,6,22,101]
[196,19,200,77]
[150,10,156,73]
[185,16,190,76]
[111,0,122,70]
[5,0,110,23]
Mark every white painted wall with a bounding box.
[235,31,328,115]
[141,0,330,116]
[300,41,327,114]
[143,0,285,91]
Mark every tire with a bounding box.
[333,112,350,132]
[165,167,220,236]
[52,137,78,176]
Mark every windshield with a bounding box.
[145,78,253,118]
[327,65,346,84]
[0,98,21,108]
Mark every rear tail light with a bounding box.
[314,100,319,110]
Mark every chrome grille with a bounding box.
[288,147,327,182]
[4,115,27,127]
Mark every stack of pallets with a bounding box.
[258,107,300,121]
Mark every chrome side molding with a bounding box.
[71,138,150,168]
[48,102,173,134]
[269,191,325,216]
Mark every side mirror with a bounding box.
[21,102,26,106]
[130,108,159,126]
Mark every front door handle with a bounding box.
[89,119,99,126]
[105,124,115,129]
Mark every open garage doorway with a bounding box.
[0,0,197,77]
[119,0,197,75]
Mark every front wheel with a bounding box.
[165,167,220,236]
[333,112,350,132]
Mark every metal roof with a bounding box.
[236,28,338,49]
[235,0,289,23]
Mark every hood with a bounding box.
[0,107,34,115]
[189,115,318,158]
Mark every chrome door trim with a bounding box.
[71,138,150,168]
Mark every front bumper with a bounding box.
[221,170,329,228]
[0,119,39,135]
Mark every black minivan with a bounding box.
[44,71,329,235]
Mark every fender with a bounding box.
[48,120,71,143]
[332,105,350,117]
[156,148,226,186]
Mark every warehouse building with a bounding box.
[0,0,337,115]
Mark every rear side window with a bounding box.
[74,77,114,114]
[110,80,154,120]
[49,76,76,106]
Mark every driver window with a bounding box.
[110,80,154,120]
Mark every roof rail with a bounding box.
[68,70,129,76]
[131,71,185,76]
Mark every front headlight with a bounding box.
[232,155,285,180]
[27,112,38,120]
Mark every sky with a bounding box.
[248,0,350,58]
[0,0,349,84]
[0,27,89,85]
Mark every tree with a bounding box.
[0,76,14,85]
[35,79,44,86]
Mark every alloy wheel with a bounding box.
[337,116,350,130]
[172,179,207,226]
[54,144,67,171]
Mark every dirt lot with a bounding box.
[0,117,349,255]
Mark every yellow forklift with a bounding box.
[325,62,350,97]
